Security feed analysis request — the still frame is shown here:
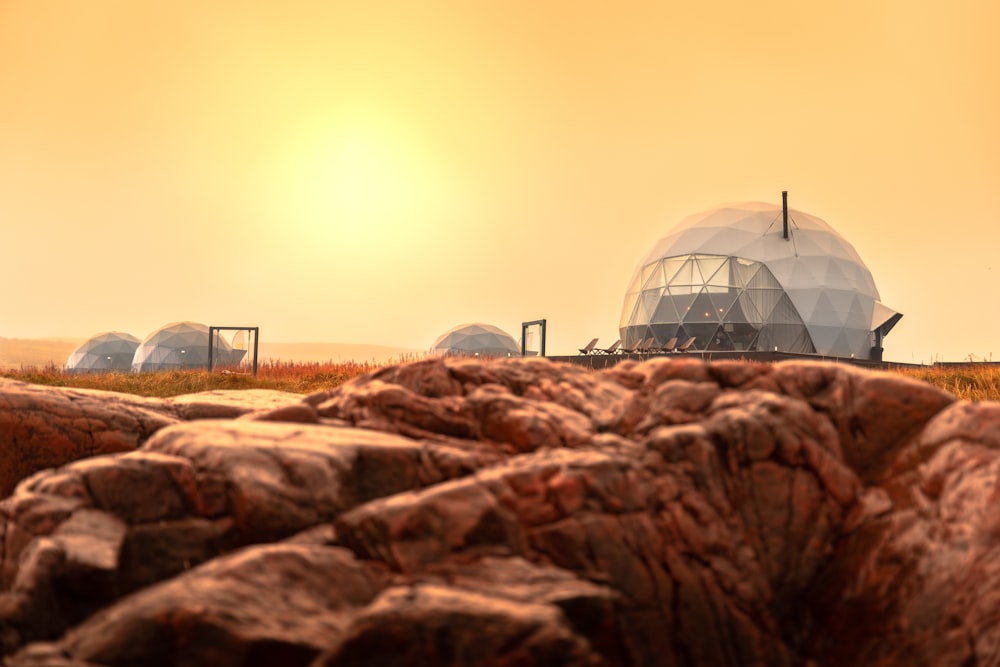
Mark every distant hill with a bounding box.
[0,337,423,370]
[0,337,81,370]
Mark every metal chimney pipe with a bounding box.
[782,191,789,240]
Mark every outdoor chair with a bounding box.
[578,338,599,355]
[621,339,642,354]
[660,337,678,353]
[601,339,621,354]
[676,336,697,352]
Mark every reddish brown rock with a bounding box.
[166,388,306,420]
[314,582,603,667]
[0,418,500,651]
[7,544,388,667]
[5,356,996,667]
[0,380,176,498]
[0,380,306,498]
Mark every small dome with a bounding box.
[132,321,245,372]
[65,331,140,373]
[430,323,520,357]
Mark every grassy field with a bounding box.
[4,358,1000,401]
[892,364,1000,402]
[0,360,379,396]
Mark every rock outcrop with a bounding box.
[0,379,305,497]
[1,356,996,666]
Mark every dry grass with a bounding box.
[5,357,1000,402]
[0,360,382,397]
[892,364,1000,402]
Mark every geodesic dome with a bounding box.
[65,331,140,373]
[131,321,245,372]
[430,323,520,357]
[620,201,901,358]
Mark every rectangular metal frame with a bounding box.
[208,326,260,377]
[520,319,546,357]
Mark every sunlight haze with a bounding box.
[1,1,998,363]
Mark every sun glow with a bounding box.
[274,112,448,250]
[308,131,416,220]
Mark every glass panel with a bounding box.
[629,297,646,326]
[661,256,689,284]
[670,257,697,287]
[620,292,640,328]
[696,255,727,291]
[637,288,664,322]
[724,294,754,324]
[759,324,815,353]
[745,264,781,291]
[650,323,680,345]
[667,288,698,318]
[707,291,739,319]
[689,256,707,285]
[726,321,762,350]
[769,293,805,325]
[651,296,679,323]
[683,291,722,324]
[745,286,783,322]
[782,324,814,353]
[734,289,763,325]
[793,328,817,353]
[681,323,718,349]
[641,263,660,285]
[755,326,777,352]
[625,271,642,295]
[620,326,645,349]
[710,328,737,351]
[732,257,760,288]
[666,282,697,295]
[704,257,737,292]
[642,263,666,290]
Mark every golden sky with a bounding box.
[1,1,998,362]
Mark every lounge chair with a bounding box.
[578,338,599,355]
[638,337,655,354]
[660,337,678,353]
[621,339,642,354]
[676,336,697,352]
[601,339,621,354]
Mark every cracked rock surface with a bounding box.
[1,356,992,665]
[0,379,304,498]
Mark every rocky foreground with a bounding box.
[0,356,997,666]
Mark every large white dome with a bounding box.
[620,201,901,358]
